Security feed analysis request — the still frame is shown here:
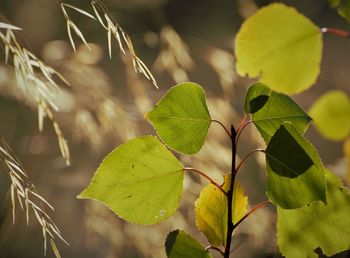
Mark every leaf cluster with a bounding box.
[78,3,350,258]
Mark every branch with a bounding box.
[233,201,271,230]
[235,149,266,175]
[235,119,253,150]
[224,125,237,258]
[236,113,247,134]
[211,119,232,138]
[321,27,350,38]
[206,245,225,256]
[184,167,227,195]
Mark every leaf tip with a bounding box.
[76,189,88,199]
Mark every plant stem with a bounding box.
[233,201,271,230]
[235,119,253,150]
[224,125,237,258]
[184,167,227,195]
[206,245,225,256]
[321,27,350,38]
[236,114,247,134]
[235,149,265,175]
[212,119,232,138]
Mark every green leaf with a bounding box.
[252,90,312,143]
[244,82,271,114]
[195,175,248,247]
[146,82,211,154]
[165,230,213,258]
[329,0,350,22]
[277,169,350,258]
[266,123,326,208]
[78,136,184,225]
[309,90,350,141]
[266,124,314,178]
[338,0,350,22]
[235,3,322,94]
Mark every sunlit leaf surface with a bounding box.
[78,136,184,225]
[252,90,311,143]
[146,82,211,154]
[235,3,322,94]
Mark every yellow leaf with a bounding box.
[232,179,248,225]
[194,175,248,247]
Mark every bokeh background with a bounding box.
[0,0,349,257]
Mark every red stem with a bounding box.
[236,114,247,134]
[184,167,227,195]
[235,120,253,150]
[233,201,271,230]
[211,120,232,138]
[235,149,266,175]
[206,245,225,256]
[321,27,350,38]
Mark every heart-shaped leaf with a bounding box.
[78,136,184,225]
[235,3,322,94]
[146,82,211,154]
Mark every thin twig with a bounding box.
[236,113,247,134]
[235,119,253,150]
[233,201,271,230]
[321,27,350,38]
[184,167,227,195]
[206,245,225,256]
[211,119,232,138]
[235,149,266,175]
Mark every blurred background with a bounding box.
[0,0,349,257]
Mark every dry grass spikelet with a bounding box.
[57,0,158,88]
[0,21,70,165]
[0,137,67,258]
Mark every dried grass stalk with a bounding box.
[57,0,158,87]
[0,22,70,165]
[0,22,22,31]
[0,137,67,258]
[58,2,95,52]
